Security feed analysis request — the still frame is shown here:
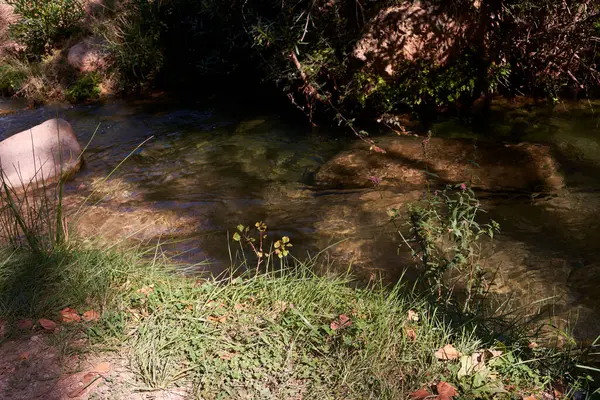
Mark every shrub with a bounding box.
[100,0,163,92]
[65,72,101,102]
[7,0,84,58]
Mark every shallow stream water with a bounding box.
[1,98,599,340]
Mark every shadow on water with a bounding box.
[1,98,600,340]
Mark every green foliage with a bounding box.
[100,0,164,92]
[391,184,499,312]
[7,0,84,58]
[65,72,101,102]
[0,62,27,94]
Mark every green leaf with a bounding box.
[282,236,290,244]
[232,232,241,242]
[237,224,245,232]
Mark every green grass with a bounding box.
[0,241,597,399]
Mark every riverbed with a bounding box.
[1,98,599,341]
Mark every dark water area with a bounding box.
[1,97,600,340]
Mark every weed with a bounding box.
[391,184,499,313]
[65,72,101,102]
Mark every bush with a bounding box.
[65,72,101,102]
[7,0,84,58]
[100,0,163,92]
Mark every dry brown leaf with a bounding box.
[233,303,245,311]
[93,362,111,374]
[409,388,431,400]
[39,318,57,331]
[218,351,236,360]
[405,328,417,342]
[207,315,227,324]
[330,314,352,331]
[437,381,458,400]
[136,285,155,296]
[17,319,33,330]
[408,310,419,322]
[528,342,539,349]
[82,310,100,322]
[488,349,503,358]
[67,372,102,398]
[522,396,538,400]
[274,300,288,312]
[19,352,30,360]
[435,344,461,361]
[60,308,81,323]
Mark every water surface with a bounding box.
[1,98,599,340]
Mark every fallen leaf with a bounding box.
[408,310,420,322]
[274,300,288,312]
[330,314,352,331]
[405,328,417,342]
[207,315,227,324]
[92,362,111,374]
[17,319,33,330]
[522,396,538,400]
[435,344,461,361]
[488,349,503,358]
[218,351,236,360]
[528,342,539,349]
[82,310,100,322]
[233,303,246,311]
[39,318,57,331]
[437,381,458,400]
[409,389,431,400]
[60,308,81,323]
[67,372,103,398]
[19,352,30,360]
[136,285,155,296]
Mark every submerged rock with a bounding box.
[316,136,564,192]
[0,119,83,189]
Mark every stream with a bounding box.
[1,98,599,341]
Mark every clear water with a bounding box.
[1,98,600,340]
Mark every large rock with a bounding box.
[67,37,108,73]
[353,1,478,76]
[0,119,83,188]
[315,136,564,192]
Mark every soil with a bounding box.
[0,329,188,399]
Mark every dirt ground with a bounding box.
[0,329,188,400]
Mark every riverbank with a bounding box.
[0,237,596,399]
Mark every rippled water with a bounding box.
[1,98,600,340]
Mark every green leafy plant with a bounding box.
[65,72,101,102]
[232,222,293,273]
[100,0,164,92]
[391,184,499,312]
[7,0,84,58]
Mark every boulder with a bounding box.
[315,136,564,192]
[67,37,108,73]
[353,1,478,76]
[0,119,83,189]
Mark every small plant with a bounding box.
[66,72,101,102]
[232,222,292,273]
[7,0,84,58]
[391,184,499,312]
